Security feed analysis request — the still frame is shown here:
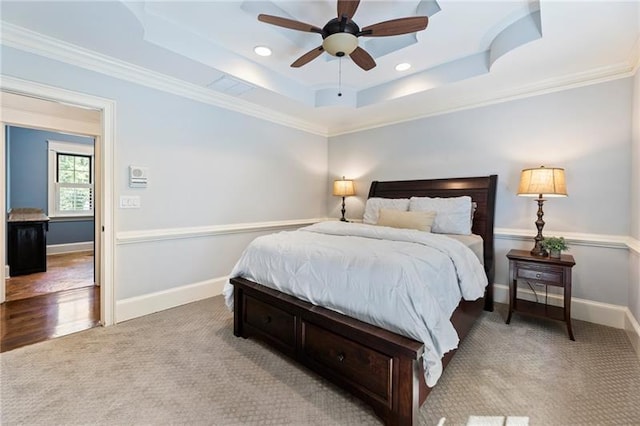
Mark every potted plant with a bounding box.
[541,236,569,258]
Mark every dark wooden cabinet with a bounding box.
[8,220,48,276]
[506,249,576,340]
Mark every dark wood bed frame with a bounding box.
[231,175,498,425]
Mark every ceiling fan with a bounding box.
[258,0,429,71]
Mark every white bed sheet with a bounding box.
[444,233,484,264]
[223,221,487,387]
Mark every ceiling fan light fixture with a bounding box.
[395,62,411,71]
[254,46,272,57]
[322,33,358,57]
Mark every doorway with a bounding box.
[0,76,115,351]
[6,125,96,297]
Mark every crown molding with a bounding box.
[328,59,636,136]
[2,21,636,139]
[0,22,328,136]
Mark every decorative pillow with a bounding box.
[409,196,473,235]
[363,198,410,224]
[376,209,436,232]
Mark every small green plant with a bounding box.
[541,236,569,252]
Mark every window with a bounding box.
[48,140,94,217]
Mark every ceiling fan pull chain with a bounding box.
[338,56,343,97]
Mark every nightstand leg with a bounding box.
[566,323,575,341]
[506,278,515,324]
[565,280,575,341]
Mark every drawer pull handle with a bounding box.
[263,316,272,325]
[337,353,345,363]
[535,273,541,278]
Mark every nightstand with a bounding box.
[506,249,576,340]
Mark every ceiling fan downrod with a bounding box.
[338,56,343,97]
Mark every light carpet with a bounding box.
[1,296,639,425]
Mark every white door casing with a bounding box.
[0,75,115,325]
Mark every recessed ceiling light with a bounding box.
[254,46,272,57]
[395,62,411,72]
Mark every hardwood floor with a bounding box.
[6,251,94,301]
[1,251,100,353]
[1,286,100,352]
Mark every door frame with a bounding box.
[1,75,115,326]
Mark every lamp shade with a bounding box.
[333,178,355,197]
[518,166,567,197]
[322,33,358,57]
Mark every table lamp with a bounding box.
[517,166,567,256]
[333,176,355,222]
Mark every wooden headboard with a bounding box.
[368,175,498,311]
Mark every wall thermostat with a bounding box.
[129,165,148,188]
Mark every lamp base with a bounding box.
[530,242,548,257]
[339,196,348,222]
[530,195,548,257]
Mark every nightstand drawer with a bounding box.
[516,265,562,285]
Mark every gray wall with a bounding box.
[6,126,95,245]
[630,66,639,324]
[328,78,633,307]
[1,45,328,301]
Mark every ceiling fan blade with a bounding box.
[360,16,428,37]
[291,46,325,68]
[258,14,323,34]
[337,0,360,20]
[350,47,376,71]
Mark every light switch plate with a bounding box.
[119,195,141,209]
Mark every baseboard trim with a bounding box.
[625,309,640,360]
[493,284,627,329]
[115,276,227,323]
[47,241,93,255]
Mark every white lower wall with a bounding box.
[116,276,228,323]
[114,220,637,339]
[114,219,322,301]
[629,248,640,357]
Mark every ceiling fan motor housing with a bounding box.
[322,18,360,57]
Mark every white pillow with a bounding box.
[409,196,473,235]
[363,198,410,224]
[376,209,436,232]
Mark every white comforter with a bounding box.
[223,221,487,387]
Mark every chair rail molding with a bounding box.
[116,218,326,245]
[627,237,640,255]
[495,227,630,250]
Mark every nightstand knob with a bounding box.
[536,273,541,278]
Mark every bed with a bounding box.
[227,175,497,425]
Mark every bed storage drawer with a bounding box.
[244,295,296,351]
[301,320,392,405]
